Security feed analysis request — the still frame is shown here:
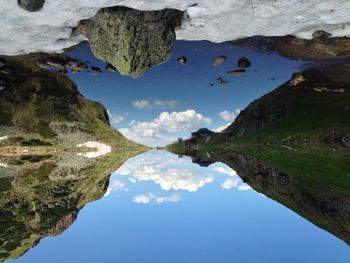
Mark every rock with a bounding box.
[46,60,65,70]
[0,58,6,69]
[0,86,6,91]
[216,77,228,84]
[237,57,251,68]
[332,88,345,94]
[227,69,246,77]
[312,30,332,39]
[18,0,45,12]
[212,56,226,66]
[289,73,306,86]
[105,63,117,72]
[313,87,328,92]
[177,56,187,65]
[91,66,102,74]
[88,6,183,78]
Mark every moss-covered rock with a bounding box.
[88,6,183,78]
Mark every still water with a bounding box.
[8,150,349,263]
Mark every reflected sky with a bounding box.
[9,150,350,263]
[67,41,303,146]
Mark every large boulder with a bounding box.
[17,0,45,12]
[88,6,183,78]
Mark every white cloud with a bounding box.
[219,109,241,122]
[238,183,251,191]
[212,166,238,177]
[133,193,180,205]
[107,110,124,124]
[119,109,212,146]
[104,180,127,197]
[214,123,230,132]
[154,99,178,109]
[221,178,239,189]
[132,99,178,110]
[116,151,214,192]
[132,100,151,110]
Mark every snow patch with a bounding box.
[76,141,111,158]
[0,162,8,168]
[0,1,350,55]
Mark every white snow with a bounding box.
[76,141,112,158]
[0,0,350,55]
[0,162,8,168]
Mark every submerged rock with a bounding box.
[17,0,45,12]
[91,66,102,74]
[216,77,228,84]
[177,56,187,65]
[88,6,183,78]
[227,69,246,77]
[237,57,251,68]
[212,56,226,66]
[105,63,117,72]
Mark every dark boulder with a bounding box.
[18,0,45,12]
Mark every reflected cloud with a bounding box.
[133,193,180,205]
[221,178,240,189]
[104,180,128,197]
[116,151,214,192]
[212,166,238,177]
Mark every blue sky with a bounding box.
[68,41,302,146]
[11,150,350,263]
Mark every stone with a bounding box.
[216,77,228,84]
[312,30,332,39]
[212,56,226,66]
[237,57,251,68]
[0,58,6,69]
[228,69,246,77]
[289,73,306,86]
[88,6,183,78]
[91,66,102,74]
[177,56,187,65]
[17,0,45,12]
[105,63,117,72]
[332,88,345,94]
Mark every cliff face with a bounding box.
[88,6,183,78]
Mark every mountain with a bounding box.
[0,55,146,262]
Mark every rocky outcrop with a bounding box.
[18,0,45,12]
[232,34,350,61]
[88,6,183,78]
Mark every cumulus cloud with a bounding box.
[104,180,127,197]
[107,110,124,124]
[133,193,180,205]
[116,151,214,192]
[214,165,252,191]
[219,109,241,122]
[212,166,238,177]
[119,109,212,146]
[214,123,230,132]
[154,99,178,109]
[132,99,178,110]
[238,183,251,191]
[132,100,151,110]
[221,178,240,189]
